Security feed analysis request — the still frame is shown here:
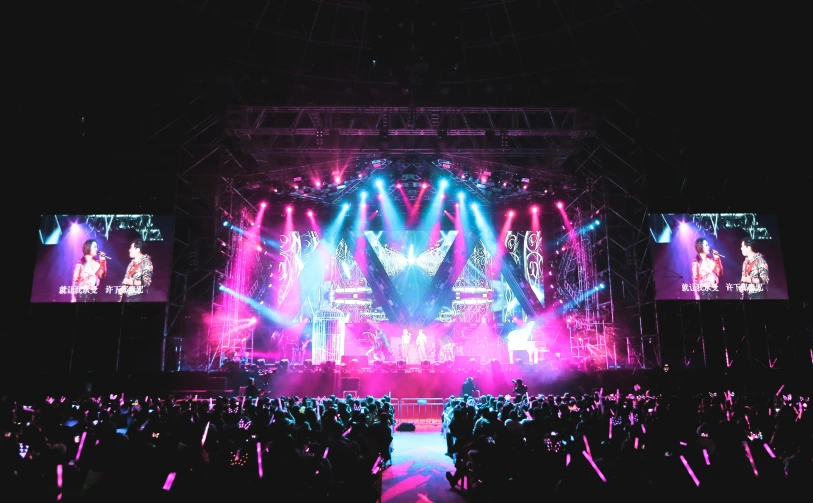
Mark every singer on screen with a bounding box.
[739,238,769,299]
[120,239,153,302]
[72,239,107,302]
[691,238,723,299]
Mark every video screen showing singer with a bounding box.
[72,239,108,303]
[691,238,723,300]
[119,239,153,302]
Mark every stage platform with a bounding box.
[2,365,810,401]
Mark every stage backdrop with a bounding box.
[31,214,174,303]
[648,213,788,300]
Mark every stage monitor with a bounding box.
[648,213,787,301]
[31,214,175,303]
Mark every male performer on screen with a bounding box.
[72,239,107,302]
[739,238,769,299]
[691,238,723,300]
[120,239,153,302]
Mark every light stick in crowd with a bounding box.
[743,441,759,477]
[323,447,329,459]
[581,450,607,482]
[565,453,571,466]
[641,424,646,434]
[680,455,700,487]
[608,418,613,439]
[75,431,87,461]
[775,384,785,396]
[702,449,711,465]
[241,396,245,409]
[57,464,63,500]
[162,472,176,491]
[583,435,591,457]
[634,437,639,449]
[257,442,264,479]
[763,443,776,458]
[343,427,352,437]
[371,455,382,474]
[201,421,210,447]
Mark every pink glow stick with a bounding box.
[608,418,613,439]
[75,431,87,461]
[634,437,639,449]
[57,464,63,487]
[702,449,710,465]
[241,396,245,409]
[680,441,687,446]
[343,427,352,437]
[629,412,635,424]
[641,424,646,434]
[323,447,329,459]
[775,384,785,396]
[763,443,776,458]
[201,421,210,446]
[680,455,700,486]
[743,441,759,477]
[162,472,176,491]
[256,442,263,478]
[371,455,382,474]
[744,414,751,429]
[726,410,730,422]
[565,453,571,466]
[581,450,607,482]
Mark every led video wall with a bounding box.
[31,214,175,303]
[648,213,787,300]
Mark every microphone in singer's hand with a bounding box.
[712,250,725,258]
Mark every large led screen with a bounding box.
[649,213,788,300]
[31,214,174,303]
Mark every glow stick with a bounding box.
[726,410,730,422]
[763,443,776,458]
[323,447,329,459]
[256,442,263,478]
[201,421,210,446]
[583,435,591,457]
[371,455,382,474]
[743,441,759,477]
[241,396,245,410]
[57,464,63,488]
[680,455,700,486]
[565,453,571,466]
[629,412,635,424]
[162,472,176,491]
[608,418,613,439]
[75,431,87,461]
[581,450,607,482]
[343,427,352,437]
[209,398,213,410]
[680,441,687,446]
[634,437,639,449]
[702,449,710,465]
[775,384,785,396]
[641,424,646,434]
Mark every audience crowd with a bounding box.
[1,381,810,501]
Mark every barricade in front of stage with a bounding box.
[390,397,447,428]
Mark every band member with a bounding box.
[739,238,769,299]
[401,328,412,363]
[416,329,428,362]
[691,238,723,299]
[72,239,107,302]
[375,327,392,361]
[512,378,528,396]
[120,239,153,302]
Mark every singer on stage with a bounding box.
[739,238,769,299]
[691,238,723,299]
[120,239,153,302]
[401,328,412,363]
[72,239,107,302]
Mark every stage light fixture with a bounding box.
[457,191,465,199]
[440,179,448,189]
[223,220,230,226]
[556,202,563,209]
[307,210,313,217]
[286,206,293,213]
[260,202,267,208]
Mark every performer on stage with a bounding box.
[416,329,428,362]
[72,239,107,302]
[691,238,723,300]
[120,239,153,302]
[739,238,769,299]
[512,378,528,396]
[401,328,412,363]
